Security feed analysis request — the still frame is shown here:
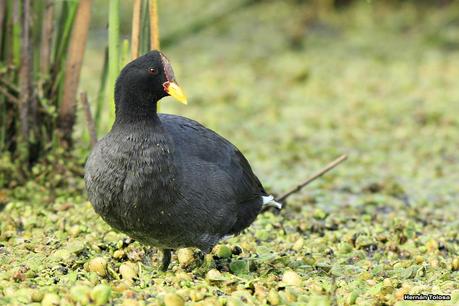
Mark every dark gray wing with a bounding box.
[159,113,266,236]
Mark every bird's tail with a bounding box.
[262,195,283,210]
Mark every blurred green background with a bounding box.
[79,0,459,198]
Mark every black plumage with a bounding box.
[84,51,281,270]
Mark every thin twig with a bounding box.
[276,154,348,203]
[0,86,19,104]
[80,92,97,147]
[0,77,19,94]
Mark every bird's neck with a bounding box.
[110,101,180,207]
[113,97,161,128]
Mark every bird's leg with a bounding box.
[161,249,172,271]
[195,249,205,267]
[143,246,154,266]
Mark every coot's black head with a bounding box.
[114,50,187,117]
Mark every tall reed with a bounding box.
[0,0,162,179]
[99,0,159,130]
[59,0,93,145]
[0,0,88,177]
[107,0,120,118]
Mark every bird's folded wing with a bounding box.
[159,114,267,203]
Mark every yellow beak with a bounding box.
[163,81,187,105]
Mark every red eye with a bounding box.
[148,67,158,75]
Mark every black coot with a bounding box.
[84,51,281,270]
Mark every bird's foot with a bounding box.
[195,249,205,267]
[161,249,172,271]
